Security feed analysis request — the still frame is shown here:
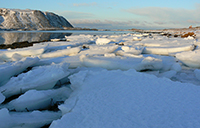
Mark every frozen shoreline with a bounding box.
[0,30,200,127]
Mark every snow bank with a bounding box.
[0,108,61,128]
[7,87,72,111]
[80,55,163,71]
[51,69,200,128]
[0,57,39,86]
[0,62,70,98]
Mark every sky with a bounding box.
[1,0,200,29]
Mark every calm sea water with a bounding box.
[0,30,133,44]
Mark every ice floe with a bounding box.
[0,57,39,86]
[51,69,200,128]
[40,47,81,59]
[0,62,70,98]
[176,49,200,68]
[80,54,163,71]
[6,87,72,111]
[0,108,61,128]
[0,45,47,61]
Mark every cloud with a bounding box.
[73,2,97,7]
[70,19,157,29]
[123,4,200,27]
[55,11,95,19]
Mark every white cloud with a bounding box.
[55,11,95,19]
[70,19,157,29]
[73,2,97,7]
[123,4,200,28]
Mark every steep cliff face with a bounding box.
[0,8,73,30]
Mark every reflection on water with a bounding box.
[0,31,72,44]
[0,30,131,44]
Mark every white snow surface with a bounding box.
[51,69,200,128]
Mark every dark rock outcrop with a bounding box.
[0,8,73,30]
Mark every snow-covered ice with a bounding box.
[0,31,200,127]
[0,108,61,128]
[0,45,47,61]
[51,69,200,128]
[0,62,70,98]
[40,47,81,59]
[0,57,39,86]
[7,87,72,111]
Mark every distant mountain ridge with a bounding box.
[0,8,73,30]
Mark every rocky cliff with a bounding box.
[0,8,73,30]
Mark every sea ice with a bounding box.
[0,45,47,61]
[40,47,81,59]
[194,69,200,81]
[0,62,70,98]
[79,45,118,55]
[120,45,144,55]
[142,44,195,55]
[80,54,163,71]
[7,87,72,111]
[34,56,82,69]
[96,37,111,45]
[51,69,200,128]
[0,57,39,86]
[0,108,61,128]
[176,49,200,68]
[0,92,5,104]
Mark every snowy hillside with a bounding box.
[0,8,73,30]
[1,31,200,127]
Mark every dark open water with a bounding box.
[0,30,132,44]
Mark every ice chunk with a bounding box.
[146,55,181,72]
[171,63,182,72]
[0,92,5,104]
[96,38,111,45]
[80,55,162,71]
[11,53,23,61]
[0,62,70,98]
[0,108,61,128]
[158,70,177,79]
[0,57,39,86]
[79,45,118,55]
[0,45,47,61]
[34,56,82,69]
[40,47,81,59]
[142,44,195,55]
[121,46,144,55]
[194,69,200,81]
[176,50,200,68]
[51,69,200,128]
[7,87,72,111]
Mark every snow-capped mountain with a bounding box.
[0,8,73,30]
